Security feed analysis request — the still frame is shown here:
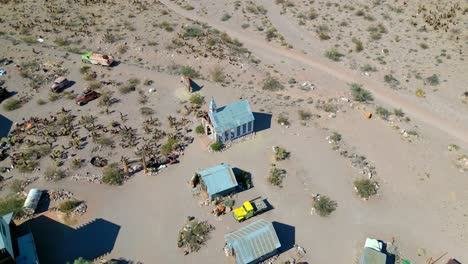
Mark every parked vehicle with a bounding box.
[75,90,100,105]
[0,87,9,103]
[50,76,69,92]
[81,52,114,66]
[233,198,267,222]
[23,189,42,215]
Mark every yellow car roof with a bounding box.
[233,207,247,217]
[243,201,254,211]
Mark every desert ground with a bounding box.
[0,0,467,263]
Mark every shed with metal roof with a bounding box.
[199,163,238,200]
[224,219,281,264]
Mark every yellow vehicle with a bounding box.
[233,199,267,222]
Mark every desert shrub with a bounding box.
[9,179,23,193]
[360,64,377,72]
[189,93,204,106]
[221,13,231,21]
[0,195,25,217]
[210,66,225,83]
[393,108,404,117]
[71,159,83,170]
[324,48,344,61]
[79,65,90,74]
[97,90,114,107]
[183,25,203,38]
[3,99,22,111]
[58,200,82,213]
[180,66,200,79]
[376,106,390,119]
[21,35,36,44]
[354,179,378,198]
[352,37,363,52]
[268,165,286,187]
[72,258,92,264]
[140,107,154,116]
[223,199,235,207]
[330,132,342,142]
[384,74,400,88]
[44,167,66,181]
[159,21,174,32]
[415,89,425,97]
[54,37,70,46]
[425,74,440,86]
[274,146,290,161]
[195,125,204,134]
[117,44,128,54]
[277,114,290,125]
[183,4,194,10]
[262,76,284,91]
[419,43,429,49]
[96,136,114,147]
[37,99,47,105]
[210,141,223,151]
[102,163,124,185]
[103,32,118,43]
[448,144,460,151]
[161,137,179,155]
[298,109,312,121]
[313,195,337,217]
[177,219,214,253]
[350,83,373,102]
[48,92,61,102]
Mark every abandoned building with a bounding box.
[224,219,281,264]
[201,98,255,143]
[193,163,238,200]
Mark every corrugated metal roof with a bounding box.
[209,99,254,133]
[199,164,238,199]
[15,233,40,264]
[225,219,281,264]
[0,213,14,259]
[360,247,387,264]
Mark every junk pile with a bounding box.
[71,203,87,216]
[49,189,73,201]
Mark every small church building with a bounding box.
[201,98,255,143]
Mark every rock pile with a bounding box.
[49,189,73,201]
[72,203,87,216]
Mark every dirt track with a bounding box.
[159,0,468,145]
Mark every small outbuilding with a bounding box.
[0,213,14,263]
[198,163,238,200]
[224,219,281,264]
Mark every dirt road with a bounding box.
[159,0,468,145]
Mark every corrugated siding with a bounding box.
[225,219,281,264]
[209,100,254,133]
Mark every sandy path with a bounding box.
[159,0,468,145]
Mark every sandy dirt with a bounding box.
[0,0,467,263]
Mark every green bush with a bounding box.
[350,83,373,102]
[102,163,124,185]
[9,179,23,193]
[161,137,179,156]
[268,165,286,187]
[210,66,225,83]
[73,257,92,264]
[376,106,390,119]
[210,141,223,151]
[3,99,22,111]
[58,200,82,213]
[183,25,203,38]
[180,65,200,79]
[384,74,400,88]
[324,48,344,61]
[54,37,71,46]
[177,219,213,253]
[313,195,337,217]
[274,146,290,161]
[330,132,342,142]
[393,108,404,117]
[195,125,204,134]
[277,114,290,125]
[221,13,231,21]
[48,92,61,102]
[0,195,25,217]
[262,76,284,91]
[298,109,312,121]
[140,107,154,116]
[189,93,204,106]
[425,74,440,86]
[44,167,67,181]
[354,179,378,198]
[37,99,47,105]
[352,37,363,52]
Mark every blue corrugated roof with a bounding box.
[209,99,254,133]
[199,164,238,199]
[225,219,281,264]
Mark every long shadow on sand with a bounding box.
[26,215,120,263]
[272,221,295,253]
[0,114,12,138]
[253,112,272,133]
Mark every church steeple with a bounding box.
[210,97,217,113]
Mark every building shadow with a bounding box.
[233,167,253,190]
[0,114,12,138]
[26,215,120,263]
[189,79,203,92]
[253,112,271,133]
[272,221,295,253]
